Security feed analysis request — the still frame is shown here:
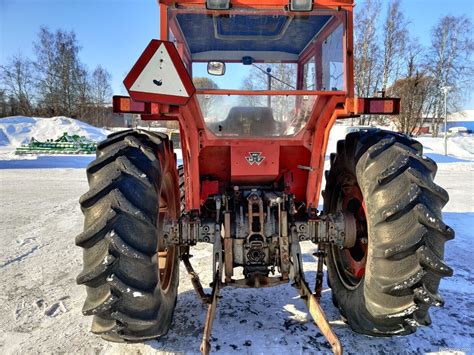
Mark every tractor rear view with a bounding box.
[75,1,454,353]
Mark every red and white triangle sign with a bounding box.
[123,40,195,105]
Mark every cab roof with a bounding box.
[159,0,354,8]
[175,12,334,61]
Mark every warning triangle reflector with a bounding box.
[124,40,195,105]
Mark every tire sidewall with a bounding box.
[324,151,380,333]
[324,132,415,335]
[155,140,181,334]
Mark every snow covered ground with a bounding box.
[0,120,473,354]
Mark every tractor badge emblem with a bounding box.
[245,152,265,165]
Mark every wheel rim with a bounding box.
[333,174,368,290]
[157,171,178,293]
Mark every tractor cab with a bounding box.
[164,1,349,137]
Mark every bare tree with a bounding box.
[240,75,262,107]
[0,55,35,116]
[34,27,59,115]
[56,29,82,116]
[34,27,85,117]
[76,65,92,121]
[425,15,474,136]
[91,66,111,106]
[241,64,296,91]
[90,65,112,126]
[193,77,219,119]
[390,73,432,134]
[381,0,408,90]
[240,64,296,121]
[404,38,424,78]
[0,26,116,124]
[353,0,382,124]
[0,89,9,117]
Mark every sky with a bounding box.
[1,0,473,109]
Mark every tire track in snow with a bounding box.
[0,245,40,268]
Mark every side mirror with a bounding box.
[207,61,226,76]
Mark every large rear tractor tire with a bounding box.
[76,129,180,341]
[323,129,454,336]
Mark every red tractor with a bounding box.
[76,1,453,353]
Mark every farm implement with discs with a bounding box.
[16,132,97,155]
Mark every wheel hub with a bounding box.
[334,179,368,288]
[158,172,178,293]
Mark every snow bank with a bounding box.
[326,123,473,162]
[417,134,474,161]
[448,110,474,122]
[0,128,10,146]
[0,116,109,148]
[326,124,348,156]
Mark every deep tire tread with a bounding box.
[381,268,426,295]
[417,246,453,277]
[77,129,180,341]
[324,129,453,337]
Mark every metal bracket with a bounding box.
[289,224,303,284]
[299,278,342,355]
[167,210,356,251]
[224,212,233,283]
[294,211,356,249]
[290,227,343,355]
[314,245,326,299]
[164,218,218,246]
[279,209,290,280]
[181,253,211,304]
[200,269,221,355]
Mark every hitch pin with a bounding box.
[297,165,314,172]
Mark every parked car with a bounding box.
[448,126,469,134]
